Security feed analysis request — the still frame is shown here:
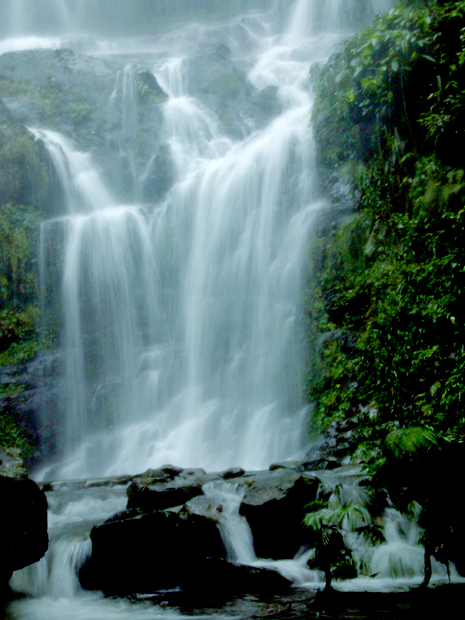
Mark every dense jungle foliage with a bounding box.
[0,105,47,369]
[302,0,465,583]
[0,103,49,455]
[307,0,465,553]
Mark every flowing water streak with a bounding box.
[28,128,113,213]
[107,65,139,198]
[202,482,321,585]
[31,124,164,477]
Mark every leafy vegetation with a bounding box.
[0,107,49,458]
[0,202,42,365]
[305,0,465,582]
[309,0,465,454]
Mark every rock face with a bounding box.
[81,464,319,596]
[236,469,318,559]
[0,48,168,205]
[0,449,48,582]
[0,354,63,470]
[186,42,280,138]
[81,509,226,595]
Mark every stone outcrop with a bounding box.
[236,469,319,559]
[81,507,226,595]
[186,43,280,138]
[81,463,321,596]
[0,448,48,582]
[0,48,167,205]
[127,469,204,512]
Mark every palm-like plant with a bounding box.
[303,485,383,591]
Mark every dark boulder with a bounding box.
[141,142,175,204]
[181,557,292,595]
[236,470,319,559]
[81,508,226,595]
[221,467,246,479]
[127,466,204,511]
[0,449,48,582]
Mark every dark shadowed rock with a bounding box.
[181,557,292,595]
[221,467,246,479]
[81,508,226,595]
[141,142,175,203]
[0,450,48,582]
[236,470,319,559]
[127,477,203,511]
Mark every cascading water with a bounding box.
[201,482,321,585]
[32,0,386,481]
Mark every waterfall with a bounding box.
[28,128,114,213]
[7,1,392,480]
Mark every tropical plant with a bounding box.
[303,485,383,590]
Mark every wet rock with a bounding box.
[186,43,258,138]
[181,557,292,595]
[221,467,246,479]
[135,70,169,104]
[248,85,281,126]
[136,464,184,481]
[0,450,48,582]
[82,509,226,595]
[0,48,167,206]
[0,353,63,470]
[127,477,203,511]
[235,470,319,559]
[141,142,175,203]
[269,461,301,472]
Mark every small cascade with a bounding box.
[366,509,457,585]
[202,482,256,565]
[29,128,113,213]
[10,484,128,601]
[9,483,219,620]
[305,470,463,592]
[153,56,227,180]
[201,482,323,586]
[11,537,91,599]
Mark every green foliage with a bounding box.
[0,203,41,305]
[67,103,92,127]
[303,485,382,583]
[0,130,48,206]
[0,410,32,459]
[0,203,43,365]
[308,0,465,495]
[385,425,438,456]
[135,72,168,104]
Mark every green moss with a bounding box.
[135,72,168,104]
[0,79,33,98]
[207,73,244,100]
[0,410,33,459]
[67,103,92,126]
[0,383,25,398]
